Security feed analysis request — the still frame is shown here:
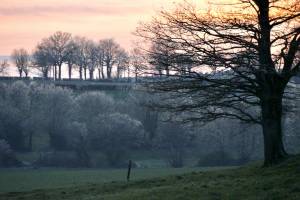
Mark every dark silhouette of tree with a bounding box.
[137,0,300,166]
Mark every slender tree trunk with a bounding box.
[79,66,83,80]
[101,66,105,79]
[58,64,62,80]
[68,63,72,79]
[165,66,170,76]
[84,68,87,80]
[106,62,111,79]
[19,69,22,77]
[98,68,101,80]
[261,93,288,166]
[54,65,57,80]
[89,69,94,80]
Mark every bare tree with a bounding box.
[65,39,79,80]
[116,48,129,79]
[48,31,72,80]
[86,40,98,80]
[11,48,30,77]
[130,48,147,82]
[96,43,105,79]
[32,39,53,78]
[0,60,9,76]
[73,36,89,80]
[136,0,300,166]
[100,39,121,79]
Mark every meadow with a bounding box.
[0,155,299,200]
[0,167,229,193]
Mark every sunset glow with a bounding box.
[0,0,194,56]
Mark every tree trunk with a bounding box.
[106,63,111,79]
[98,68,101,79]
[43,69,48,79]
[79,66,83,80]
[58,64,62,80]
[101,66,105,79]
[84,68,87,80]
[19,69,22,77]
[68,63,72,79]
[89,70,94,80]
[54,65,57,80]
[261,93,288,166]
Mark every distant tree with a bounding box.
[75,92,114,132]
[48,31,72,80]
[0,60,9,76]
[11,48,30,77]
[86,40,98,80]
[38,86,74,150]
[96,43,105,79]
[116,48,129,79]
[148,40,175,77]
[130,48,147,81]
[137,0,300,166]
[100,39,121,79]
[32,40,53,78]
[0,81,30,151]
[73,36,89,80]
[65,39,79,79]
[67,121,90,167]
[156,122,194,168]
[91,113,144,167]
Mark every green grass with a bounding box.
[0,167,228,193]
[0,155,300,200]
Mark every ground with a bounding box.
[0,155,299,200]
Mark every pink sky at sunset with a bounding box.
[0,0,205,56]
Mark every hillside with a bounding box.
[1,155,299,200]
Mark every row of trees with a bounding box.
[10,32,145,80]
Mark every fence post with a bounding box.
[127,160,132,182]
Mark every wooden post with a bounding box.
[127,160,132,182]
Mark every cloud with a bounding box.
[0,5,149,17]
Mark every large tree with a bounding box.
[137,0,300,166]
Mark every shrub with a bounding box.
[0,139,21,167]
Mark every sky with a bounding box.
[0,0,197,56]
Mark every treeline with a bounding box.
[9,31,145,80]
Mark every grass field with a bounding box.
[0,155,299,200]
[0,167,230,193]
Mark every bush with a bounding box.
[0,139,21,167]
